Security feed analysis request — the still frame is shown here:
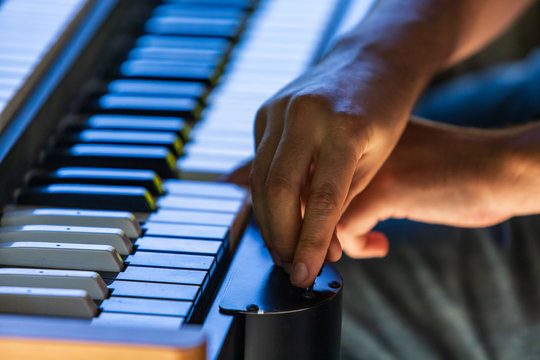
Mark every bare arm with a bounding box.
[250,0,536,288]
[337,117,540,256]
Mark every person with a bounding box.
[228,0,540,357]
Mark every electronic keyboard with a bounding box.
[0,0,375,358]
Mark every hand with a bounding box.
[336,117,516,257]
[249,47,425,288]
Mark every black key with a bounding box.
[93,312,184,329]
[44,144,178,179]
[101,296,192,317]
[119,60,218,85]
[17,184,156,212]
[107,280,199,300]
[128,251,214,271]
[72,115,190,141]
[92,93,202,119]
[136,35,230,52]
[128,46,224,64]
[27,168,165,196]
[114,266,207,286]
[148,209,235,226]
[143,222,229,240]
[135,236,222,255]
[157,195,242,213]
[57,130,183,156]
[145,16,241,39]
[107,79,207,100]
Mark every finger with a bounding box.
[341,231,389,259]
[326,232,342,262]
[291,140,359,287]
[220,159,253,187]
[250,107,281,246]
[264,119,316,261]
[337,183,393,257]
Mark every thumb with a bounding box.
[336,186,392,258]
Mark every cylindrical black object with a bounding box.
[243,287,342,360]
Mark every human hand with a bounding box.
[336,117,516,257]
[249,48,427,287]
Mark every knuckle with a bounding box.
[331,113,372,151]
[299,235,327,253]
[264,175,297,202]
[287,93,328,117]
[308,183,340,216]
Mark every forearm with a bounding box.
[321,0,535,112]
[494,121,540,218]
[348,0,534,65]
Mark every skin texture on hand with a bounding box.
[236,0,536,288]
[249,60,416,287]
[337,117,540,258]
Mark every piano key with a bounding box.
[115,266,207,286]
[143,222,228,240]
[27,168,165,196]
[187,135,254,150]
[119,60,218,85]
[163,179,245,199]
[75,114,190,140]
[0,242,124,272]
[136,35,230,52]
[107,280,199,301]
[107,79,207,100]
[163,0,256,10]
[153,4,246,20]
[44,144,178,179]
[17,184,156,212]
[1,208,142,239]
[148,209,235,227]
[57,130,183,156]
[157,195,242,213]
[177,155,246,179]
[128,46,224,64]
[92,312,183,329]
[0,225,132,255]
[128,251,214,271]
[0,287,97,319]
[145,16,241,39]
[101,297,191,317]
[0,268,108,300]
[184,142,253,158]
[94,93,202,119]
[135,236,222,255]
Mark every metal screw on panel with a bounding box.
[302,291,316,300]
[329,281,341,289]
[246,304,259,312]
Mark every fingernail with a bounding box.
[269,250,282,266]
[291,262,308,286]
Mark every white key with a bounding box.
[0,268,108,300]
[1,208,142,238]
[0,225,132,255]
[0,242,124,272]
[0,286,97,318]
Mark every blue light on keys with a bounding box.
[55,167,157,180]
[45,184,147,196]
